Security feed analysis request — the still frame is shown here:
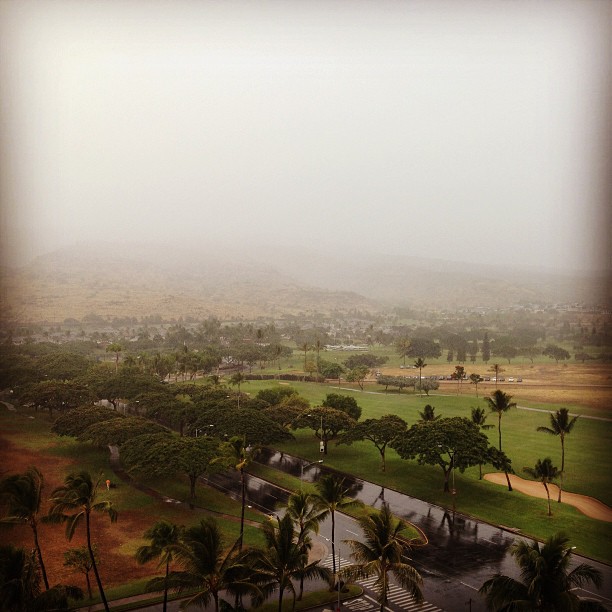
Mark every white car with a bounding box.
[508,377,515,382]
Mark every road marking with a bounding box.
[322,555,443,611]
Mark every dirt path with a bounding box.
[484,473,612,522]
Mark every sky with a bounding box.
[0,0,610,272]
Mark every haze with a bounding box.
[1,0,610,273]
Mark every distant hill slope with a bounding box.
[0,242,608,324]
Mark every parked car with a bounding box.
[517,377,523,382]
[508,377,515,382]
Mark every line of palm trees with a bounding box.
[133,473,425,612]
[0,469,117,612]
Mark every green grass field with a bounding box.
[241,379,612,563]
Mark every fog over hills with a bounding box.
[0,242,608,324]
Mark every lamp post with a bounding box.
[300,459,323,490]
[323,536,342,611]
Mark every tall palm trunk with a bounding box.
[31,521,49,590]
[558,437,565,503]
[498,415,512,491]
[86,510,110,612]
[163,556,170,612]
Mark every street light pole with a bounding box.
[300,459,323,490]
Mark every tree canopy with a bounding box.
[391,417,505,492]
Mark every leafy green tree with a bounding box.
[481,332,491,363]
[341,503,423,612]
[314,475,360,577]
[413,358,426,396]
[53,406,124,438]
[322,393,361,421]
[345,365,370,391]
[295,407,356,455]
[469,373,483,398]
[157,518,258,612]
[319,361,344,383]
[343,353,387,369]
[494,344,518,364]
[543,344,571,364]
[135,521,183,612]
[63,545,98,599]
[18,380,93,418]
[248,513,331,612]
[78,416,170,447]
[0,467,50,590]
[537,408,579,503]
[485,389,516,491]
[406,338,441,360]
[479,532,605,611]
[36,351,92,381]
[46,471,118,612]
[0,545,83,612]
[202,407,294,446]
[285,491,326,600]
[415,378,439,396]
[523,458,559,516]
[121,433,218,501]
[337,415,407,472]
[451,365,465,395]
[255,387,297,407]
[391,417,502,493]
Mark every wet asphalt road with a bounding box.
[203,449,612,612]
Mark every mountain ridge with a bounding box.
[0,242,608,324]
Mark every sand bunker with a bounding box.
[484,473,612,522]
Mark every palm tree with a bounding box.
[418,404,440,422]
[488,363,504,390]
[228,372,247,408]
[537,408,579,503]
[299,343,311,372]
[314,475,360,578]
[247,513,331,612]
[471,407,494,479]
[285,491,326,600]
[0,544,83,612]
[157,518,258,612]
[413,358,426,396]
[479,532,605,611]
[396,337,411,366]
[469,373,483,398]
[46,471,117,612]
[524,457,559,516]
[213,436,258,553]
[0,467,50,590]
[486,390,516,491]
[105,342,122,373]
[135,520,183,612]
[485,390,516,452]
[341,503,423,612]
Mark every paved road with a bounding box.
[207,450,612,612]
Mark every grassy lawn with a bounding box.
[241,380,612,563]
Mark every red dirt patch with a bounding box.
[0,435,158,592]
